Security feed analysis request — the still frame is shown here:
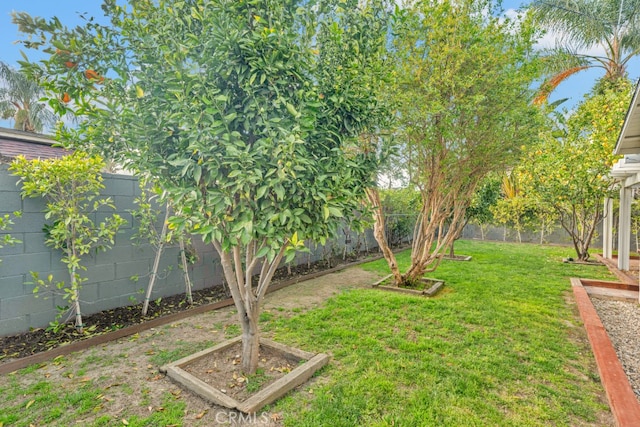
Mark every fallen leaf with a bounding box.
[196,410,208,419]
[271,413,282,421]
[79,376,91,382]
[122,419,129,426]
[25,400,35,409]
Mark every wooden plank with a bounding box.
[260,338,315,361]
[238,353,330,413]
[371,274,393,287]
[0,297,234,376]
[424,281,445,297]
[166,366,239,409]
[160,336,242,372]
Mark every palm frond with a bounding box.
[534,65,590,105]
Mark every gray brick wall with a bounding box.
[0,165,227,336]
[0,165,380,336]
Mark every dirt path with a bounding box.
[5,267,381,426]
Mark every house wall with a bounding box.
[0,165,378,336]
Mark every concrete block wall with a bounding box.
[0,165,226,336]
[0,165,380,336]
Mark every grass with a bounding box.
[148,339,215,366]
[245,368,270,393]
[0,240,618,426]
[269,240,616,426]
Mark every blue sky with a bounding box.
[0,0,639,129]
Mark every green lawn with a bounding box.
[269,240,616,426]
[0,240,617,426]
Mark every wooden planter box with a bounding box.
[160,336,329,413]
[372,274,445,297]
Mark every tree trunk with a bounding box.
[179,238,193,305]
[365,188,403,285]
[213,240,287,375]
[71,267,83,333]
[241,304,260,374]
[142,206,170,315]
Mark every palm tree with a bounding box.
[530,0,640,104]
[0,61,57,132]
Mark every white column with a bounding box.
[603,197,613,259]
[618,186,632,271]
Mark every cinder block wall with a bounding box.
[0,165,379,336]
[0,165,227,336]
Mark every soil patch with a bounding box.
[0,252,382,364]
[0,267,381,426]
[180,341,301,403]
[0,286,229,362]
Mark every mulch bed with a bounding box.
[0,252,373,363]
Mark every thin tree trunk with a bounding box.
[142,206,170,316]
[71,265,83,333]
[241,304,260,374]
[179,238,193,305]
[213,239,287,374]
[365,188,402,285]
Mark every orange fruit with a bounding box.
[61,92,71,103]
[64,61,77,68]
[84,69,99,80]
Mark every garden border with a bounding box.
[0,253,387,375]
[571,277,640,426]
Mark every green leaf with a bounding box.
[328,206,343,218]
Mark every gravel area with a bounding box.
[591,297,640,400]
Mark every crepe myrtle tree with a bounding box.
[14,0,391,373]
[367,0,542,286]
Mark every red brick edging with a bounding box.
[593,254,637,286]
[571,277,640,426]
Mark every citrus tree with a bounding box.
[14,0,391,373]
[10,153,125,332]
[518,78,632,260]
[367,0,541,286]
